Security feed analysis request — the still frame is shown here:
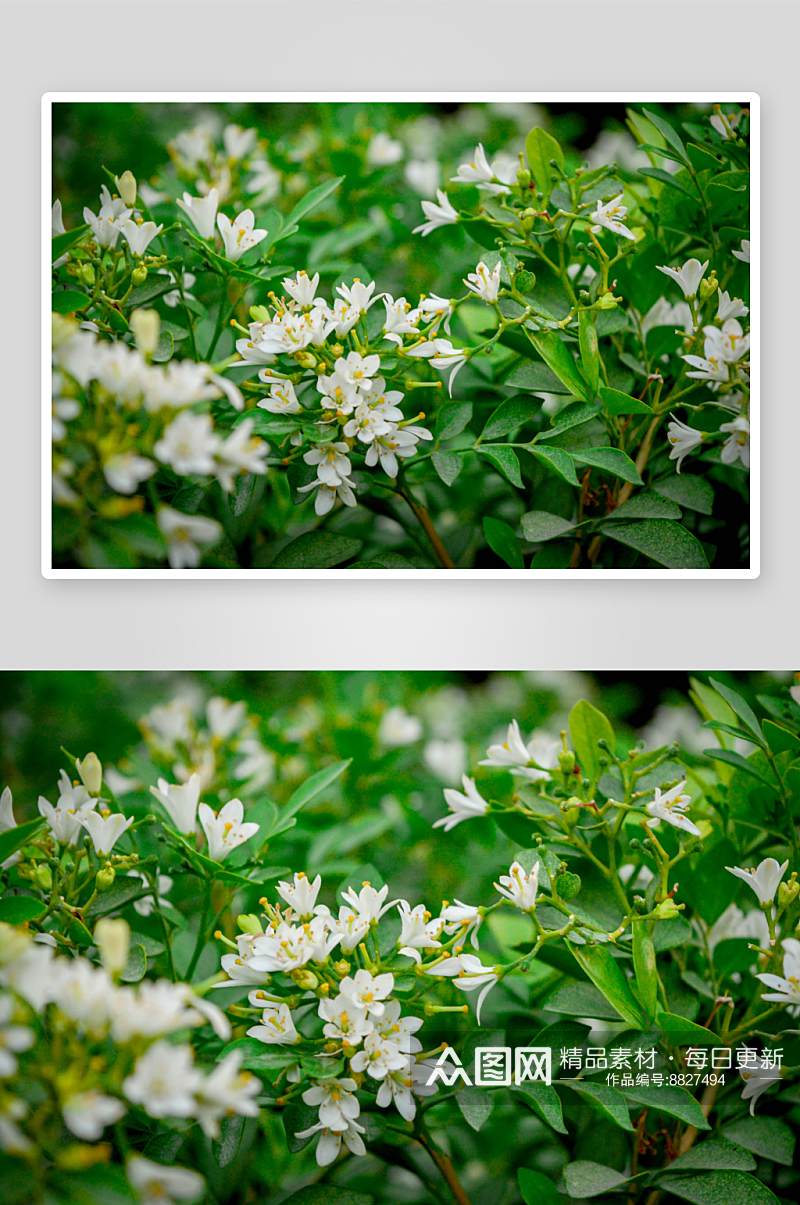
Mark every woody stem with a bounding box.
[414,1119,473,1205]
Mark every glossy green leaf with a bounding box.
[505,360,573,395]
[528,445,581,487]
[701,748,773,787]
[270,532,362,569]
[664,1171,780,1205]
[281,1188,374,1205]
[483,517,523,568]
[476,445,523,488]
[272,759,351,831]
[622,1084,711,1130]
[640,167,697,199]
[51,289,90,314]
[151,329,174,363]
[563,1162,631,1199]
[641,109,690,164]
[578,312,600,393]
[519,1169,561,1205]
[457,1086,494,1131]
[559,1080,634,1131]
[569,446,642,485]
[722,1116,795,1166]
[653,474,714,515]
[512,1081,567,1133]
[569,700,617,784]
[51,225,90,261]
[526,127,565,199]
[281,176,345,230]
[569,943,648,1030]
[602,493,681,521]
[762,719,800,754]
[632,920,658,1022]
[604,520,709,568]
[544,980,626,1021]
[431,450,464,486]
[536,402,602,441]
[598,385,654,415]
[436,402,473,441]
[481,397,540,440]
[218,1037,300,1073]
[0,895,46,923]
[663,1138,756,1174]
[708,678,763,741]
[119,943,147,983]
[529,333,589,400]
[521,511,576,543]
[0,819,45,865]
[655,1009,718,1044]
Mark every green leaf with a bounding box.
[151,329,174,364]
[483,517,523,568]
[569,700,617,784]
[119,943,147,983]
[701,748,774,787]
[641,109,690,164]
[654,1009,718,1045]
[476,445,523,488]
[652,916,693,952]
[708,678,763,741]
[604,520,709,569]
[436,402,473,441]
[481,397,540,440]
[505,360,573,395]
[578,312,600,394]
[84,878,145,916]
[622,1084,711,1130]
[521,511,576,543]
[544,980,626,1021]
[52,225,89,261]
[283,1098,324,1153]
[271,760,351,832]
[598,385,654,416]
[762,719,800,754]
[212,1112,245,1169]
[559,1080,634,1131]
[569,943,648,1030]
[528,445,581,487]
[663,1171,781,1205]
[217,1037,300,1073]
[639,167,697,200]
[431,450,463,486]
[281,176,345,230]
[512,1081,567,1133]
[51,289,89,314]
[0,819,45,865]
[569,447,642,485]
[563,1162,630,1199]
[603,493,681,522]
[280,1188,374,1205]
[526,127,565,199]
[653,474,714,515]
[536,402,602,442]
[519,1169,560,1205]
[722,1116,795,1166]
[0,895,46,923]
[270,532,362,569]
[632,920,658,1022]
[456,1086,494,1131]
[123,278,174,309]
[529,333,589,400]
[664,1138,756,1173]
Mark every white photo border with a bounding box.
[42,91,759,580]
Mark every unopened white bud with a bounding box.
[115,171,137,208]
[76,753,103,796]
[130,309,161,357]
[94,917,130,976]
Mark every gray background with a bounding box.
[5,1,792,670]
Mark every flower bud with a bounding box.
[291,968,318,990]
[94,917,129,976]
[249,305,271,323]
[131,264,148,286]
[334,960,350,976]
[237,914,263,935]
[96,865,116,891]
[130,309,160,357]
[778,875,800,910]
[653,898,683,920]
[294,352,317,369]
[595,292,621,311]
[558,750,576,775]
[699,273,719,301]
[33,864,53,891]
[76,753,103,796]
[79,263,95,287]
[115,171,138,209]
[517,168,532,189]
[556,871,582,902]
[331,344,344,357]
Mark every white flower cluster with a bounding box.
[79,184,163,257]
[168,121,279,206]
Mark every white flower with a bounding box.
[440,900,482,949]
[727,858,788,905]
[154,412,221,476]
[83,205,127,248]
[304,441,352,486]
[150,773,201,835]
[120,219,164,257]
[681,352,729,385]
[413,189,459,236]
[0,996,34,1076]
[206,697,246,740]
[732,239,750,264]
[303,1077,361,1129]
[144,699,192,745]
[198,799,259,861]
[223,124,258,161]
[464,260,502,302]
[103,452,157,495]
[258,380,301,414]
[349,1029,411,1081]
[0,942,56,1013]
[295,1117,366,1167]
[247,999,299,1044]
[176,188,219,240]
[417,294,455,336]
[139,182,170,207]
[756,938,800,1015]
[327,298,361,338]
[336,279,380,314]
[339,882,396,923]
[123,1041,203,1118]
[62,1091,126,1140]
[717,291,749,322]
[297,476,357,516]
[247,917,341,976]
[645,781,700,837]
[217,209,267,261]
[52,200,65,235]
[704,319,749,364]
[711,112,742,140]
[404,337,467,395]
[127,1156,205,1205]
[396,902,445,964]
[276,871,322,917]
[450,143,512,195]
[79,810,133,856]
[318,993,374,1046]
[378,707,423,746]
[405,160,440,197]
[364,426,422,479]
[719,416,750,468]
[367,132,403,165]
[589,195,635,241]
[283,270,320,307]
[667,416,703,473]
[247,158,281,199]
[195,1051,260,1139]
[433,774,489,832]
[382,295,421,347]
[339,970,395,1018]
[480,719,533,770]
[376,1056,438,1120]
[38,770,97,845]
[427,954,499,1023]
[740,1061,782,1115]
[170,126,213,167]
[0,788,16,833]
[495,861,540,910]
[657,258,708,299]
[215,419,269,493]
[424,738,467,784]
[317,366,360,414]
[157,508,223,569]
